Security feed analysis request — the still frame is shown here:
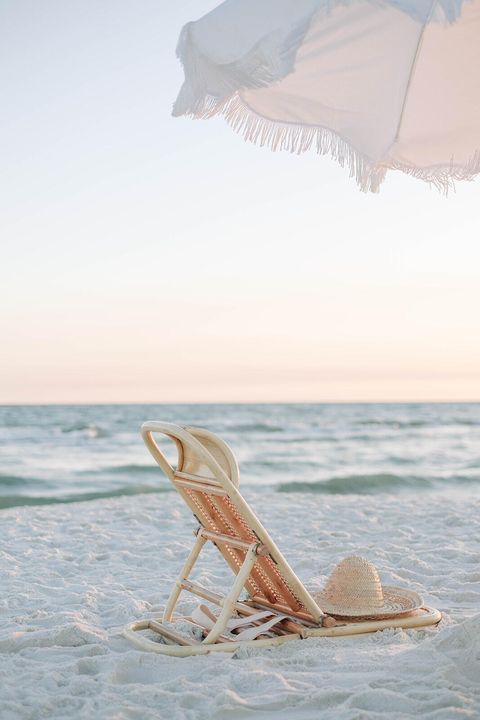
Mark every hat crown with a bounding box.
[323,556,384,610]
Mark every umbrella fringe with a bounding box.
[173,1,479,192]
[222,95,385,193]
[183,92,480,194]
[388,152,480,194]
[173,15,313,119]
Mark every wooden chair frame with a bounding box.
[123,422,441,656]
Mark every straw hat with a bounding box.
[314,556,423,619]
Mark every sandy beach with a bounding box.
[3,0,480,716]
[2,489,479,719]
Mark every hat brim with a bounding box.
[314,586,423,619]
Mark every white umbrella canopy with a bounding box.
[173,0,480,192]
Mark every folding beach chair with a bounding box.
[123,422,441,656]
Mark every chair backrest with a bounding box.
[141,421,324,623]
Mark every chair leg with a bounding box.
[163,531,208,622]
[203,545,258,645]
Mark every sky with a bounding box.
[1,0,479,404]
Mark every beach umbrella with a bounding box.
[173,0,480,192]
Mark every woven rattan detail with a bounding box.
[185,489,261,593]
[184,488,305,610]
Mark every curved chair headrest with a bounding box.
[141,421,240,487]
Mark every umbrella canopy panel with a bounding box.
[173,0,480,192]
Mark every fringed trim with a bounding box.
[173,15,314,118]
[221,95,387,193]
[185,93,480,194]
[389,151,480,194]
[173,0,477,192]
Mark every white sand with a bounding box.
[1,491,479,719]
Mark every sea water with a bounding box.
[1,403,479,509]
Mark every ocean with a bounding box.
[1,403,479,510]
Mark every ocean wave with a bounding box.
[277,473,480,494]
[243,459,319,470]
[270,435,338,444]
[359,418,480,429]
[84,464,160,476]
[0,485,172,510]
[226,423,283,433]
[0,473,40,487]
[358,420,429,428]
[61,423,109,438]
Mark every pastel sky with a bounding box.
[1,0,479,404]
